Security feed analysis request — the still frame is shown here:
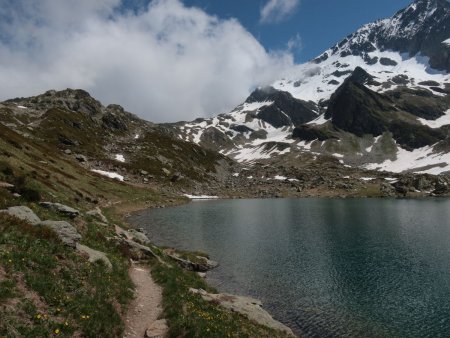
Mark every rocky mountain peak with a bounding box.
[314,0,450,70]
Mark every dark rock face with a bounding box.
[325,79,393,136]
[292,125,333,141]
[324,70,448,149]
[379,57,398,66]
[199,127,234,151]
[230,124,254,133]
[246,87,317,128]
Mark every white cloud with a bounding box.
[0,0,295,122]
[287,33,302,52]
[260,0,300,24]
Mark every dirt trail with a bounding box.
[124,265,164,337]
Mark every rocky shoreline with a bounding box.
[125,201,298,337]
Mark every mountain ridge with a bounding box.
[173,0,450,175]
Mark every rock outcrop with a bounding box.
[0,206,41,225]
[76,243,112,271]
[40,202,80,218]
[39,220,82,247]
[189,288,294,336]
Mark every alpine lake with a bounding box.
[130,198,450,338]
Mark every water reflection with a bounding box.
[130,198,450,337]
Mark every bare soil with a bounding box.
[123,265,163,338]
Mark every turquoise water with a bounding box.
[130,198,450,337]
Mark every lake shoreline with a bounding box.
[129,197,450,337]
[124,198,299,337]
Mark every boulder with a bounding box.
[76,243,112,271]
[39,220,81,247]
[128,229,151,244]
[75,154,88,162]
[86,207,108,223]
[0,206,41,225]
[115,225,150,244]
[40,202,80,218]
[189,288,294,335]
[145,319,168,338]
[0,182,14,189]
[64,149,72,155]
[166,252,218,272]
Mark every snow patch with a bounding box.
[418,110,450,128]
[365,144,450,175]
[307,114,328,126]
[92,169,124,181]
[115,154,125,163]
[184,194,219,200]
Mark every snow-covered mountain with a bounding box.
[174,0,450,175]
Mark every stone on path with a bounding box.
[145,319,168,338]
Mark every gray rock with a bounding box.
[39,220,82,247]
[75,154,88,162]
[64,149,72,155]
[189,288,294,335]
[115,225,150,244]
[128,229,151,244]
[0,206,41,225]
[76,243,112,271]
[86,207,108,223]
[0,182,14,189]
[145,319,168,338]
[140,170,148,176]
[166,252,218,272]
[40,202,80,218]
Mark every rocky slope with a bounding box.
[173,0,450,175]
[0,89,234,189]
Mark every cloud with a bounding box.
[0,0,295,122]
[260,0,300,24]
[287,33,302,52]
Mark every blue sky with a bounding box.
[182,0,412,62]
[1,0,417,122]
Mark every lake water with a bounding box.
[130,198,450,337]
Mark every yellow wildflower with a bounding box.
[54,329,60,335]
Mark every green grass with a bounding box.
[151,258,293,338]
[0,214,133,337]
[0,116,295,337]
